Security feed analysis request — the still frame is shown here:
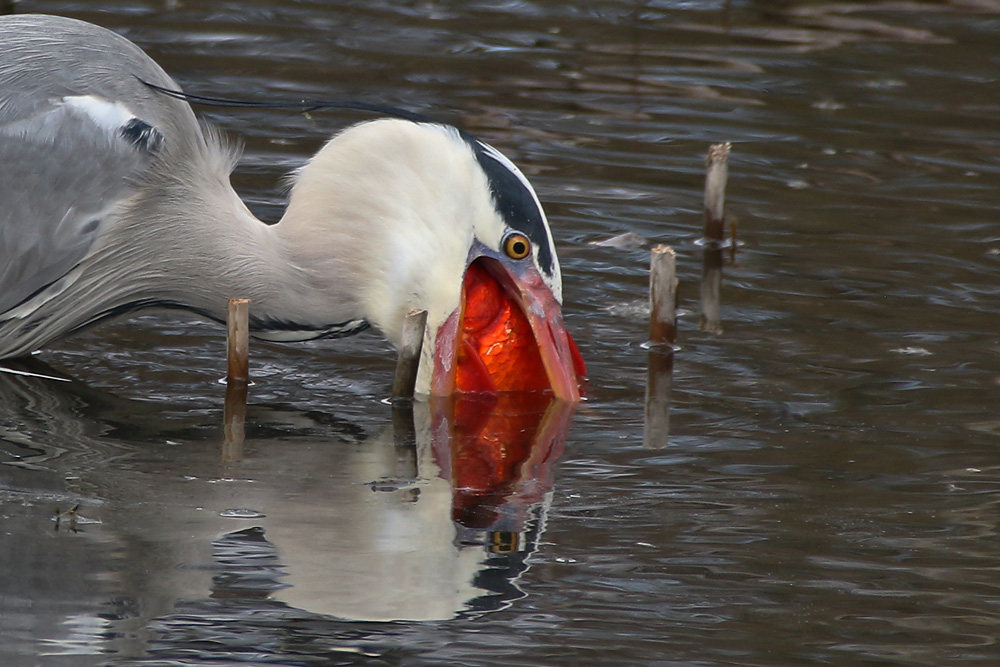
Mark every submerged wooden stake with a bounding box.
[226,298,250,384]
[700,249,723,334]
[222,382,248,463]
[643,350,673,450]
[391,402,419,485]
[729,214,739,265]
[648,245,678,348]
[391,309,428,400]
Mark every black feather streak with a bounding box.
[120,118,163,154]
[62,300,369,343]
[469,141,555,278]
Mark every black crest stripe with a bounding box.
[468,140,555,278]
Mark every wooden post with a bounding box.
[645,247,678,449]
[226,298,250,384]
[701,143,729,334]
[703,142,729,243]
[223,298,250,462]
[390,310,426,492]
[700,250,723,334]
[391,309,428,400]
[648,245,678,348]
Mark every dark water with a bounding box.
[4,1,1000,665]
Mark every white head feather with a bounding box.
[277,119,505,342]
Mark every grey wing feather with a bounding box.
[0,104,151,314]
[0,14,203,318]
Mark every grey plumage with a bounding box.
[0,14,580,399]
[0,15,232,354]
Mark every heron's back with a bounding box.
[0,14,216,356]
[0,14,197,133]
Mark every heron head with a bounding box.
[424,134,587,404]
[282,119,586,402]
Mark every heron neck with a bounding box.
[167,196,362,338]
[80,164,360,340]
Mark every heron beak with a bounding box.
[431,257,586,403]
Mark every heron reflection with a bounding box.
[0,360,575,635]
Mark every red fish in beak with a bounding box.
[432,258,586,402]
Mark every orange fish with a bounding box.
[433,258,587,402]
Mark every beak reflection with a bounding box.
[429,393,575,533]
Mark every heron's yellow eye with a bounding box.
[503,233,531,260]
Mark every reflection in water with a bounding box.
[643,350,673,450]
[433,394,572,531]
[269,395,573,622]
[0,360,575,659]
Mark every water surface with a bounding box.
[3,1,1000,665]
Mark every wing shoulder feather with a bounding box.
[0,99,161,315]
[0,14,199,318]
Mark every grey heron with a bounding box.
[0,14,586,401]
